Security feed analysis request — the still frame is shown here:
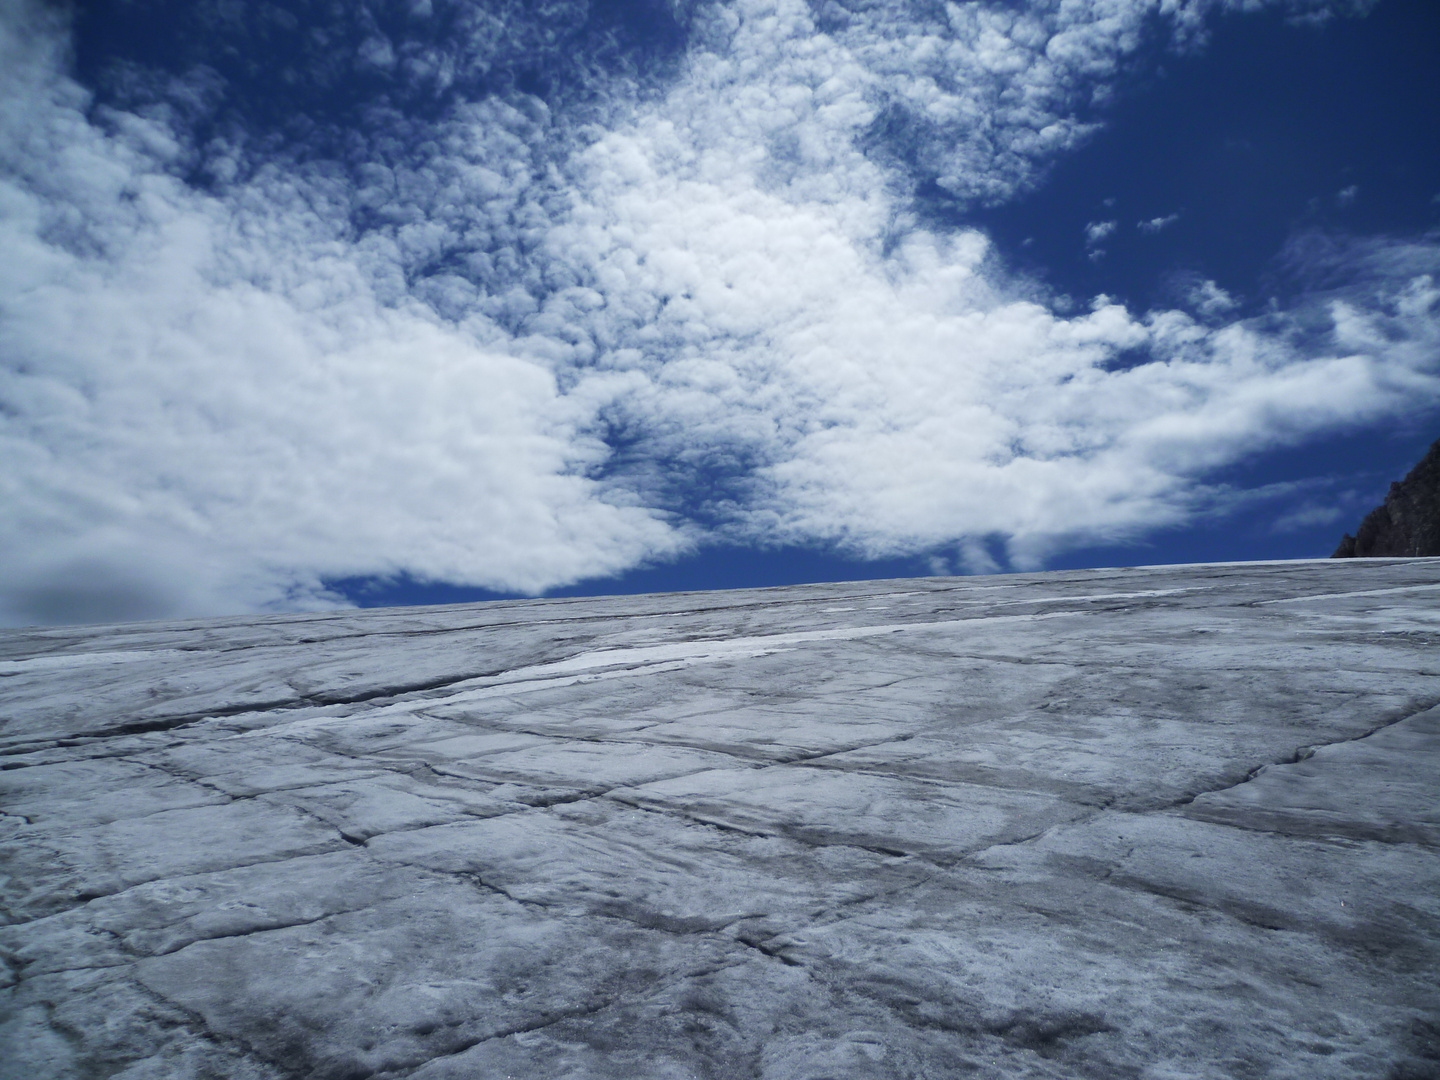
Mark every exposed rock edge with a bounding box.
[1333,434,1440,557]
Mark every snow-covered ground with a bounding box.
[2,560,1438,1079]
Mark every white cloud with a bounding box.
[1186,278,1241,318]
[1139,212,1180,233]
[1086,220,1119,246]
[543,1,1439,568]
[0,0,1431,625]
[0,3,681,625]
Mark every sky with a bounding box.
[1,0,1437,626]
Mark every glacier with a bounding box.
[2,559,1438,1078]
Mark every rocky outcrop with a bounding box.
[1333,435,1440,557]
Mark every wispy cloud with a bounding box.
[1183,278,1241,319]
[1084,219,1117,261]
[1085,220,1119,246]
[0,0,1431,624]
[1138,212,1180,233]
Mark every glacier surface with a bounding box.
[2,560,1439,1078]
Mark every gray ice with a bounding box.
[2,559,1438,1078]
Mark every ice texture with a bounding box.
[2,559,1439,1078]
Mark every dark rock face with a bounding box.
[1334,436,1440,557]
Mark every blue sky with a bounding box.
[1,0,1437,624]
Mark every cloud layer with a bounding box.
[0,0,1435,624]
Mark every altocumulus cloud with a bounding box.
[1,0,1437,624]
